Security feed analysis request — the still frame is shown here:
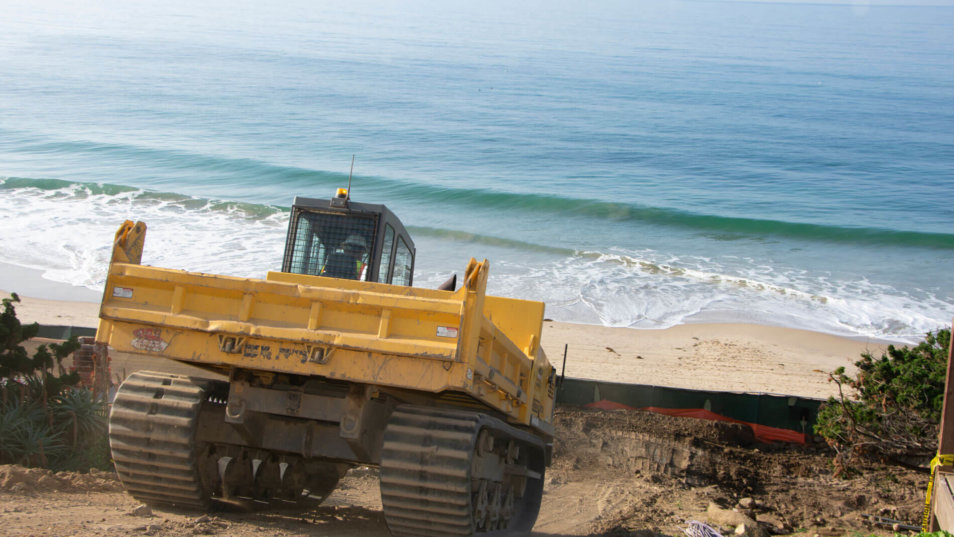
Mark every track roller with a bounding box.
[199,443,345,508]
[109,371,346,511]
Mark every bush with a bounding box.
[0,293,109,470]
[815,328,951,476]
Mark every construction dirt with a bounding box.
[0,407,926,537]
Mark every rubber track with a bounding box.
[109,371,210,509]
[380,406,481,537]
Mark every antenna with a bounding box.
[347,155,355,201]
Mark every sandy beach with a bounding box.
[541,320,892,399]
[2,280,898,400]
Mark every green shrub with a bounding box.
[815,328,951,476]
[0,293,109,471]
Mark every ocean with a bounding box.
[1,0,952,343]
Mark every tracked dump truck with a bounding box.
[97,189,557,536]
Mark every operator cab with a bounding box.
[281,188,416,285]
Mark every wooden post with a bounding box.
[559,344,568,386]
[941,322,954,450]
[929,320,954,531]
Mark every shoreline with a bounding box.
[1,262,102,302]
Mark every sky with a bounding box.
[736,0,954,4]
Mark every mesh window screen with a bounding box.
[287,212,376,280]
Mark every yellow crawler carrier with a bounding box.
[98,189,556,537]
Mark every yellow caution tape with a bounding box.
[923,454,954,532]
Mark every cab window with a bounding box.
[287,211,375,281]
[377,225,395,283]
[393,236,413,286]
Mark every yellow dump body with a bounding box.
[96,221,555,433]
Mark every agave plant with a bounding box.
[0,398,31,461]
[51,388,107,449]
[0,398,62,466]
[20,375,49,407]
[7,417,68,467]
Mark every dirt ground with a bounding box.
[0,406,926,537]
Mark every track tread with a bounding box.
[109,371,210,509]
[381,404,549,537]
[380,406,479,537]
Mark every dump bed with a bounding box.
[96,221,555,434]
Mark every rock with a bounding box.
[130,505,153,517]
[706,502,751,527]
[735,522,769,537]
[736,523,754,536]
[706,503,767,537]
[194,515,211,524]
[738,498,755,509]
[755,513,787,532]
